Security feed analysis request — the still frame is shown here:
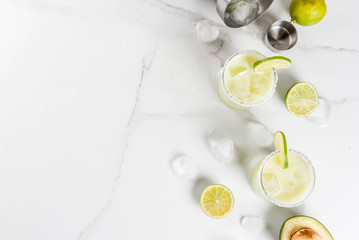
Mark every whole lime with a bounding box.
[290,0,327,26]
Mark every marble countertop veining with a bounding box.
[0,0,358,239]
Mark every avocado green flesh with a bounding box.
[280,216,334,240]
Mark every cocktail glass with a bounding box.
[218,51,278,110]
[249,149,315,207]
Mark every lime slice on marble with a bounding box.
[253,56,292,72]
[285,82,319,117]
[274,131,289,169]
[200,184,234,219]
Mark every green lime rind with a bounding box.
[253,56,292,72]
[289,0,327,26]
[274,131,289,169]
[285,82,319,117]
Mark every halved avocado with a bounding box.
[280,216,334,240]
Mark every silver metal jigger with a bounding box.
[214,0,274,28]
[265,20,298,51]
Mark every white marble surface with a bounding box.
[0,0,357,239]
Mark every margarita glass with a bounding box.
[249,149,315,207]
[218,51,278,110]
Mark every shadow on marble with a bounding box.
[278,0,291,12]
[236,144,273,184]
[210,238,233,240]
[252,11,278,38]
[275,71,298,103]
[192,176,214,202]
[233,144,247,167]
[264,205,299,239]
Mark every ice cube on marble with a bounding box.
[209,134,234,164]
[171,155,197,178]
[240,215,265,234]
[248,122,273,147]
[229,0,259,25]
[307,99,331,127]
[196,20,220,43]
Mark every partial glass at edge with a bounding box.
[249,149,316,208]
[217,51,278,110]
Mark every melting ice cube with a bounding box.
[229,0,259,25]
[196,20,220,43]
[171,155,197,178]
[209,134,234,164]
[262,172,281,197]
[307,99,331,127]
[240,215,265,234]
[248,122,273,147]
[291,167,311,185]
[249,74,269,95]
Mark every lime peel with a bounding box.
[290,0,327,26]
[274,131,289,169]
[253,56,292,72]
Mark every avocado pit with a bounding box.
[280,216,333,240]
[291,228,321,240]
